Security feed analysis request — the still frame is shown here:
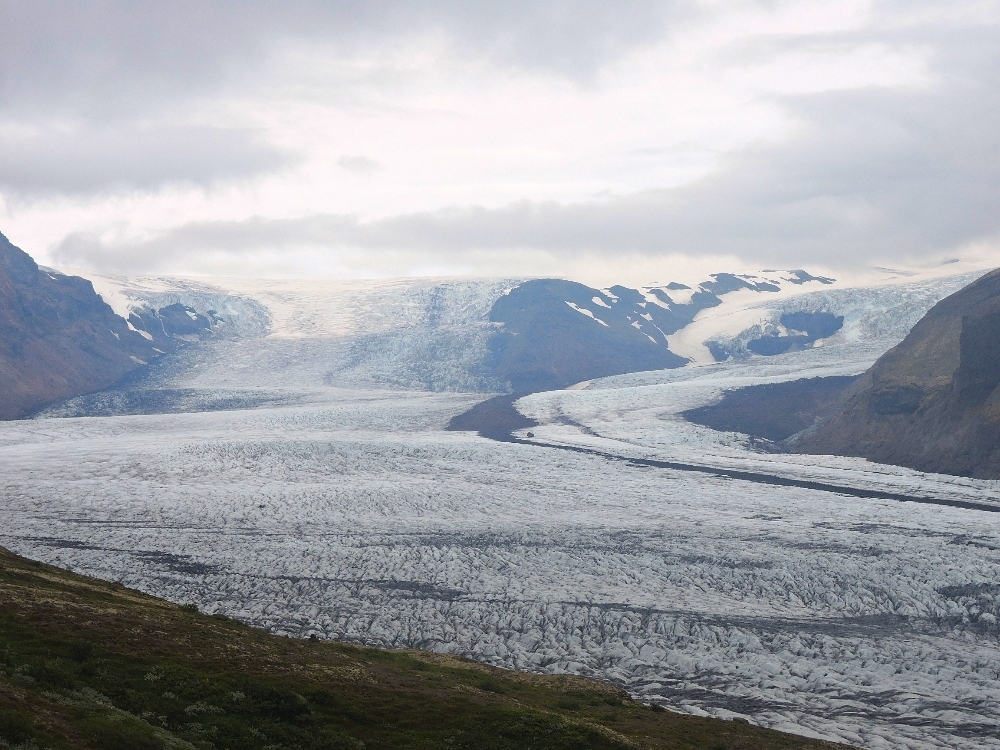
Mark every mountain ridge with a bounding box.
[792,267,1000,478]
[0,232,162,419]
[0,234,255,419]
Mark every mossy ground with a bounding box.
[0,547,849,750]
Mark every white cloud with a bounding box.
[337,156,380,175]
[0,124,293,195]
[2,0,999,279]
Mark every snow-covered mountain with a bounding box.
[48,263,985,412]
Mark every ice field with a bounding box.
[3,270,1000,748]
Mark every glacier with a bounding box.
[2,267,1000,749]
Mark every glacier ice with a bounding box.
[3,269,1000,749]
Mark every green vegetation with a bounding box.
[0,547,848,749]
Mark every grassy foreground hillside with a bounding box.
[0,547,848,750]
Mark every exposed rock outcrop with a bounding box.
[792,268,1000,478]
[684,375,860,443]
[487,279,697,392]
[0,232,160,418]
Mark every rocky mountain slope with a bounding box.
[0,233,164,419]
[0,233,251,419]
[488,279,689,392]
[484,272,840,391]
[792,267,1000,478]
[683,375,861,443]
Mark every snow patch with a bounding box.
[566,301,609,327]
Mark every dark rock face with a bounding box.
[745,312,844,357]
[955,298,1000,405]
[781,311,844,339]
[128,302,219,343]
[792,268,1000,478]
[485,274,818,391]
[700,272,780,295]
[444,394,538,440]
[683,375,860,443]
[783,270,835,285]
[712,311,844,360]
[0,232,161,419]
[487,279,698,392]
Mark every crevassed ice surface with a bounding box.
[3,272,1000,750]
[698,272,983,362]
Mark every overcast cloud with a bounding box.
[2,0,999,280]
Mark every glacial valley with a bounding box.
[2,266,999,750]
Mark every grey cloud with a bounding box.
[0,125,294,196]
[0,0,676,197]
[338,156,380,175]
[0,1,676,119]
[32,2,1000,270]
[54,214,369,274]
[52,23,1000,273]
[424,1,680,78]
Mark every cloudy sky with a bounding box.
[1,0,998,283]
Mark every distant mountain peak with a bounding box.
[477,270,844,392]
[0,234,160,418]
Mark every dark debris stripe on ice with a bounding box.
[508,437,1000,514]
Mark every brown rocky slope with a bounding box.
[0,232,158,419]
[792,267,1000,478]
